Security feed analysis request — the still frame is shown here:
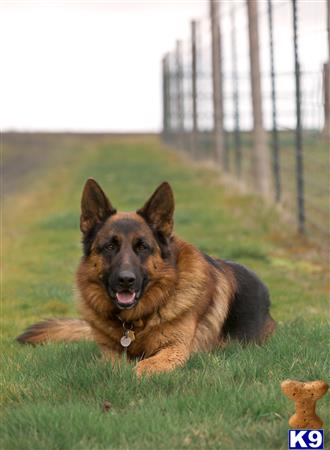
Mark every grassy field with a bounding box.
[2,134,329,450]
[176,130,330,241]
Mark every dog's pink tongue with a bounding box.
[116,292,136,304]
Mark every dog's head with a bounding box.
[79,179,175,312]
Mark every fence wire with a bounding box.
[162,0,329,244]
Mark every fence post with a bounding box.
[246,0,272,196]
[175,40,184,149]
[324,62,330,140]
[191,20,198,157]
[168,53,174,145]
[267,0,281,202]
[292,0,305,233]
[230,7,241,177]
[323,0,330,140]
[210,0,225,167]
[162,54,169,141]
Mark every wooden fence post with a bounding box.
[323,63,330,140]
[175,40,184,149]
[246,0,272,196]
[191,20,198,157]
[323,0,330,140]
[230,7,241,177]
[162,54,170,140]
[210,0,225,167]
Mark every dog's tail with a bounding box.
[16,318,93,345]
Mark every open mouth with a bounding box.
[115,291,138,309]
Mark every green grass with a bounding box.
[2,134,329,450]
[177,130,330,240]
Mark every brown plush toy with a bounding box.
[281,379,329,429]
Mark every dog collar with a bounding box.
[116,315,144,348]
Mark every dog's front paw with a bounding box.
[135,358,168,378]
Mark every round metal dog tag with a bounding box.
[120,335,132,347]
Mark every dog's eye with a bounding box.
[103,240,118,253]
[135,240,149,253]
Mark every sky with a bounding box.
[0,0,327,132]
[1,1,207,132]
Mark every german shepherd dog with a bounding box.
[17,179,276,376]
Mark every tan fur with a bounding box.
[17,181,275,377]
[16,319,93,345]
[74,226,237,375]
[260,315,277,343]
[192,267,236,353]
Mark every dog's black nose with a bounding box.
[118,271,136,287]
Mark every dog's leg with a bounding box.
[91,327,124,366]
[135,313,196,377]
[100,345,125,366]
[135,344,190,377]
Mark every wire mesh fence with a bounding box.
[161,0,329,243]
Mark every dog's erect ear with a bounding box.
[80,178,116,234]
[137,182,174,237]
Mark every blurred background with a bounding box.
[161,0,329,243]
[1,0,329,244]
[2,4,329,447]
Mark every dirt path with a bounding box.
[2,132,105,195]
[2,132,155,195]
[2,133,70,195]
